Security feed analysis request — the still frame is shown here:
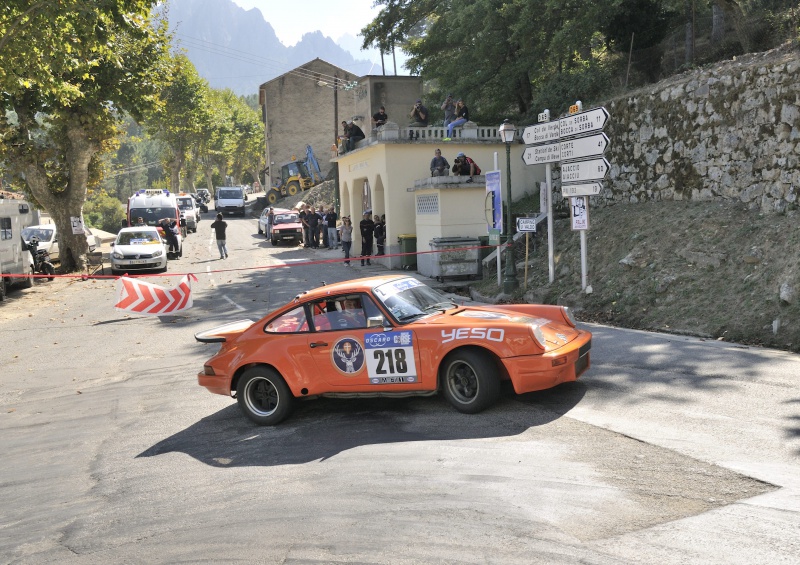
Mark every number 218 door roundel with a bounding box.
[364,330,418,384]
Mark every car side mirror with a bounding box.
[180,218,186,227]
[367,316,385,328]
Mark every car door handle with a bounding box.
[309,342,328,348]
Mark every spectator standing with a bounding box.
[340,217,353,266]
[326,207,339,249]
[430,148,450,176]
[359,212,375,266]
[299,205,311,247]
[374,215,386,256]
[347,121,365,152]
[210,213,228,259]
[372,106,388,129]
[441,94,456,127]
[266,207,275,237]
[444,99,469,140]
[408,99,429,139]
[306,206,321,248]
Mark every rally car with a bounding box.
[195,275,592,425]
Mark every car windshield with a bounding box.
[117,231,161,245]
[218,189,241,199]
[129,207,175,225]
[21,227,54,242]
[177,199,193,210]
[372,278,456,322]
[274,214,298,225]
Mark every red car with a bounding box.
[195,275,592,425]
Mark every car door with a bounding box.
[306,294,422,389]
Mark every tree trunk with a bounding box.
[712,1,726,44]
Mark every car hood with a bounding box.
[273,222,302,229]
[114,243,165,255]
[435,307,584,351]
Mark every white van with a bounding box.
[0,196,35,301]
[125,189,185,258]
[215,186,247,216]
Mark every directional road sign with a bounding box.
[560,158,610,183]
[561,182,603,198]
[559,107,609,138]
[559,132,610,162]
[516,217,538,232]
[523,142,560,165]
[522,121,560,145]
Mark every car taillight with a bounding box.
[204,365,216,376]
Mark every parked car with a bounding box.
[176,193,200,233]
[110,226,168,276]
[21,224,98,263]
[268,209,303,246]
[194,275,592,425]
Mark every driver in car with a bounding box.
[338,298,366,328]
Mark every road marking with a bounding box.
[223,295,246,311]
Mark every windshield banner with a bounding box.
[114,274,197,315]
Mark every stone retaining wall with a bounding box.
[575,42,800,213]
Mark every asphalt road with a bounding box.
[1,208,799,564]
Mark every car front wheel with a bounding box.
[236,367,294,425]
[440,349,500,414]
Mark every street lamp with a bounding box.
[499,119,518,294]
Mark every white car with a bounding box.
[110,227,168,276]
[21,224,98,262]
[176,194,200,233]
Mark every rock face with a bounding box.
[571,43,800,214]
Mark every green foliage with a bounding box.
[84,190,126,233]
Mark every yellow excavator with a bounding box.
[266,145,325,204]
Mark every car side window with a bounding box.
[265,305,309,333]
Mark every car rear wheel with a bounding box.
[271,238,277,246]
[237,367,294,425]
[22,265,34,288]
[440,349,500,414]
[258,225,263,235]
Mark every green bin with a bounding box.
[398,234,417,270]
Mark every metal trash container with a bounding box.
[398,234,417,270]
[429,237,480,281]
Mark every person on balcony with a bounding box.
[444,99,469,141]
[408,99,429,139]
[372,106,388,129]
[346,120,364,152]
[441,94,456,127]
[430,148,450,177]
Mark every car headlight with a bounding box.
[529,324,546,348]
[296,229,302,233]
[152,249,163,258]
[112,251,124,259]
[563,307,577,327]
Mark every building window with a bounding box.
[0,217,11,240]
[416,195,439,215]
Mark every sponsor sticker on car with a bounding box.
[364,330,417,384]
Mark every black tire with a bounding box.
[0,278,6,302]
[111,269,122,277]
[236,366,294,425]
[267,191,279,204]
[440,349,500,414]
[258,225,263,235]
[271,238,277,246]
[286,181,301,196]
[22,265,34,288]
[42,262,55,282]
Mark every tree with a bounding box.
[0,1,171,272]
[144,54,212,193]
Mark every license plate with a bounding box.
[281,235,294,239]
[130,259,150,264]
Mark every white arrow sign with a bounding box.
[559,132,610,162]
[523,142,560,165]
[522,121,560,145]
[559,107,609,138]
[561,182,603,197]
[560,158,610,183]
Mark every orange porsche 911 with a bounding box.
[195,275,592,425]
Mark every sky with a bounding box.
[230,0,382,47]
